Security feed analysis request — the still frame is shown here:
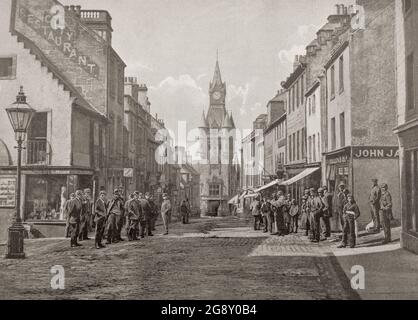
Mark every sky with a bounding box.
[62,0,354,135]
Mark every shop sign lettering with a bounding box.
[18,5,100,78]
[353,147,399,159]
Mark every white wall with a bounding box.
[306,85,322,164]
[0,0,73,167]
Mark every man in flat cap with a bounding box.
[66,190,83,247]
[369,178,382,232]
[161,193,171,235]
[105,188,125,244]
[334,182,350,231]
[380,183,393,244]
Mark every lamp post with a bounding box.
[5,86,35,259]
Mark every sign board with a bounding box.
[352,147,399,159]
[123,168,133,178]
[0,177,16,207]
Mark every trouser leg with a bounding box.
[313,213,321,241]
[105,214,116,243]
[380,209,391,242]
[95,219,105,245]
[162,213,169,234]
[342,215,349,246]
[321,216,331,238]
[70,223,79,246]
[78,215,86,240]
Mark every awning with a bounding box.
[280,167,320,186]
[254,179,280,193]
[244,193,258,199]
[228,195,239,205]
[239,191,248,200]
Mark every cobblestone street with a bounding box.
[0,217,359,300]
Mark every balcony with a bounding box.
[26,140,51,166]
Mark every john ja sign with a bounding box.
[353,147,399,159]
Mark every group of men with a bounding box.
[250,178,393,248]
[65,188,173,249]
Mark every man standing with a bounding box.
[78,188,92,241]
[161,193,171,235]
[380,183,393,244]
[66,190,83,248]
[308,188,324,243]
[126,193,141,241]
[105,189,125,244]
[250,195,262,231]
[338,194,361,248]
[318,188,331,239]
[140,193,154,237]
[94,191,108,249]
[369,179,382,232]
[334,182,350,231]
[148,195,158,230]
[261,198,273,234]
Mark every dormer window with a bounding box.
[404,0,412,15]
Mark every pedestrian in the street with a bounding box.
[300,196,310,236]
[380,183,393,245]
[141,193,154,237]
[148,195,158,230]
[180,199,190,224]
[289,199,299,233]
[78,189,92,241]
[338,194,361,248]
[308,188,324,243]
[318,188,331,239]
[84,188,94,232]
[369,178,382,232]
[250,195,262,231]
[261,198,273,234]
[283,194,292,234]
[272,191,286,236]
[161,193,171,235]
[66,190,83,248]
[64,193,75,238]
[126,193,141,241]
[105,189,125,244]
[334,182,350,231]
[94,191,108,249]
[323,185,333,223]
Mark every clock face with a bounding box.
[212,91,222,100]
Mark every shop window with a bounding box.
[25,175,67,221]
[0,56,16,79]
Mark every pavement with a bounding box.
[0,216,416,300]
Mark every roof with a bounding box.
[281,63,307,89]
[198,110,209,128]
[222,112,233,128]
[324,40,349,69]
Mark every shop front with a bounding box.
[12,168,95,238]
[325,146,400,231]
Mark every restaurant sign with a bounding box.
[353,147,399,159]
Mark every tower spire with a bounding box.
[212,51,222,86]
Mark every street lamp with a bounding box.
[5,86,35,259]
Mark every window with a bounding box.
[407,53,415,110]
[339,56,344,93]
[308,97,312,116]
[331,117,336,150]
[296,81,300,107]
[301,75,304,105]
[330,65,335,99]
[404,0,412,14]
[292,87,295,112]
[312,94,316,114]
[0,57,16,79]
[209,184,221,197]
[308,136,312,163]
[313,134,316,162]
[340,112,346,147]
[318,132,321,157]
[301,128,305,159]
[27,112,48,165]
[292,133,296,162]
[297,130,300,160]
[288,136,292,162]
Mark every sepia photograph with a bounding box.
[0,0,417,307]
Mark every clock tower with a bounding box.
[195,56,239,218]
